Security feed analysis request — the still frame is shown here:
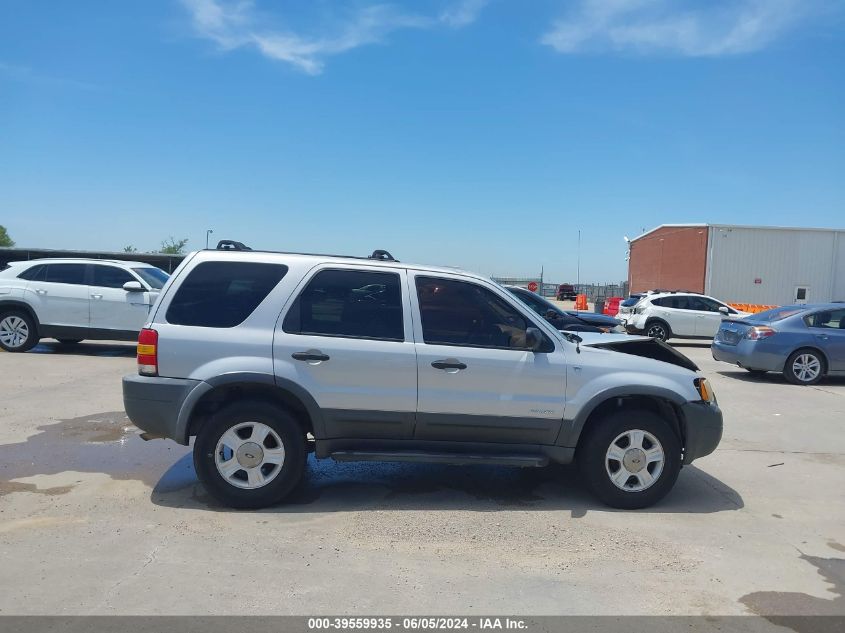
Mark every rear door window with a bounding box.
[166,261,288,327]
[17,264,47,281]
[44,264,87,285]
[283,269,404,341]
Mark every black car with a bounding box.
[506,286,624,333]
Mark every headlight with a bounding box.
[695,378,716,403]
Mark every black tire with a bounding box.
[577,409,682,509]
[745,369,768,377]
[193,400,307,509]
[58,339,83,345]
[783,348,825,386]
[645,320,671,342]
[0,309,39,352]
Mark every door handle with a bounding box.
[431,359,467,371]
[91,294,103,300]
[291,351,330,362]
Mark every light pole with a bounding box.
[206,229,214,249]
[577,229,581,293]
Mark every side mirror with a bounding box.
[123,281,144,292]
[544,309,558,319]
[525,327,545,352]
[718,306,729,314]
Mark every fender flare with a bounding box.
[557,385,687,447]
[175,372,325,444]
[0,300,41,329]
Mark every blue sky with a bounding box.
[1,0,843,282]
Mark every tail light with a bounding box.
[746,326,776,340]
[137,328,158,376]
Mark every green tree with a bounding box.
[158,237,189,254]
[0,225,14,247]
[123,245,138,253]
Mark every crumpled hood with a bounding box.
[579,333,699,372]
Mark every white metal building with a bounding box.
[628,224,845,305]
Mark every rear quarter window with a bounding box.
[166,261,288,328]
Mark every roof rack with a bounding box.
[211,240,399,262]
[368,249,398,262]
[649,289,703,295]
[216,240,252,251]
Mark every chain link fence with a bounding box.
[493,276,628,301]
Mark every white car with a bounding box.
[0,258,169,351]
[618,291,750,341]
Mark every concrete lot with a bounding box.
[0,339,843,616]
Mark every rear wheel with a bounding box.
[193,400,307,509]
[577,409,681,509]
[0,310,39,352]
[784,349,824,385]
[645,320,671,341]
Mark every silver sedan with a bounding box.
[711,303,845,385]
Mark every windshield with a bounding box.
[750,306,806,322]
[132,267,170,290]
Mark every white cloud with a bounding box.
[180,0,485,75]
[440,0,489,28]
[541,0,812,57]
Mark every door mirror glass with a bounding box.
[525,327,544,352]
[123,281,145,292]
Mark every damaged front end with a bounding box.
[587,337,699,372]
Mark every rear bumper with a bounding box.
[711,339,785,372]
[122,374,203,444]
[680,401,723,465]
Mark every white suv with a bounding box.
[122,244,723,510]
[619,291,749,341]
[0,258,169,352]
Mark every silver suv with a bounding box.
[123,243,723,509]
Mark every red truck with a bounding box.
[556,284,577,301]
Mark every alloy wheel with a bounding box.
[792,354,821,383]
[605,429,665,492]
[0,316,30,349]
[214,421,286,489]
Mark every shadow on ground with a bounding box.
[0,411,744,517]
[668,341,711,349]
[150,452,743,517]
[717,369,845,387]
[29,340,135,357]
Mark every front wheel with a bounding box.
[0,310,39,352]
[193,400,307,509]
[783,349,824,385]
[577,410,681,509]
